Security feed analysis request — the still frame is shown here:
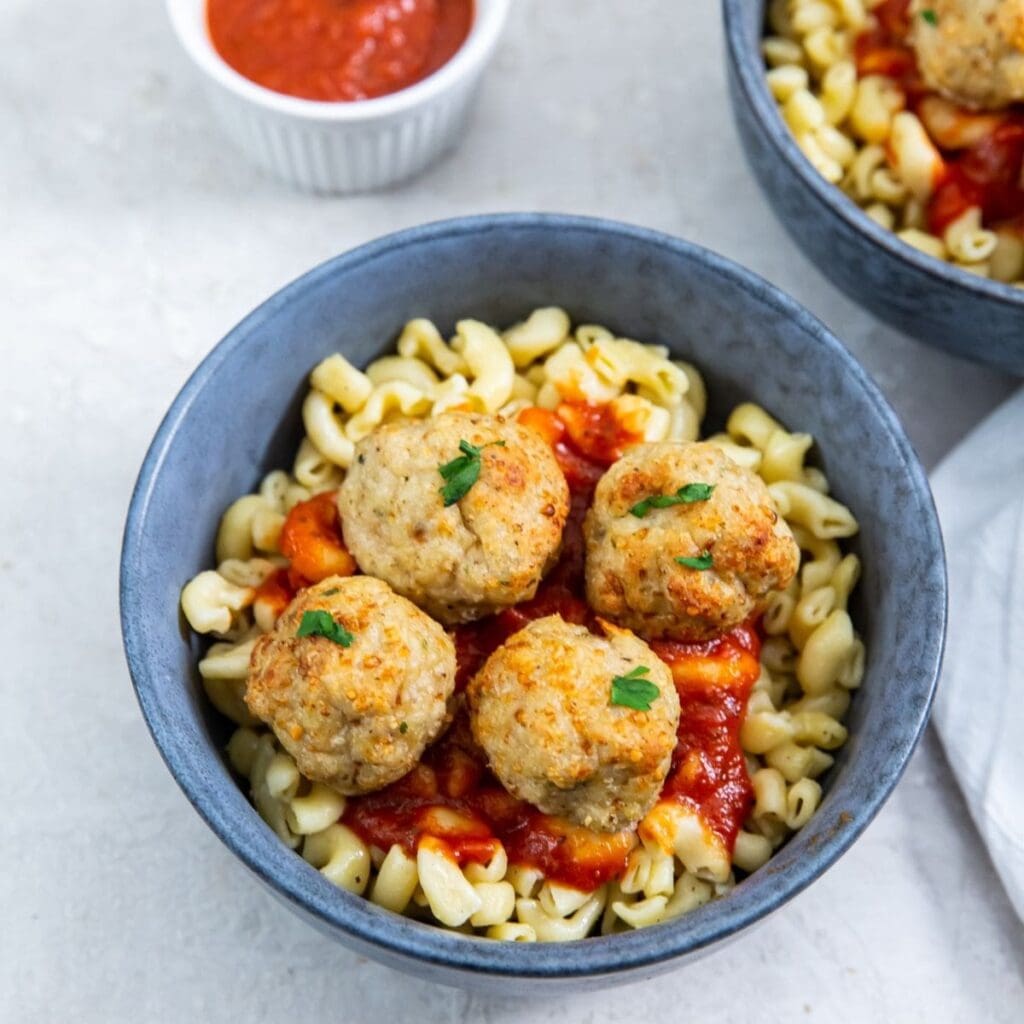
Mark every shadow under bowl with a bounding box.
[120,213,946,993]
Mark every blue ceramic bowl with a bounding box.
[723,0,1024,376]
[120,214,945,992]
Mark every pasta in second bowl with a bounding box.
[121,214,945,992]
[723,0,1024,375]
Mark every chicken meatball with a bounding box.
[468,615,680,832]
[337,412,569,625]
[584,442,799,642]
[911,0,1024,109]
[246,575,456,795]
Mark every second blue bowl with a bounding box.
[723,0,1024,375]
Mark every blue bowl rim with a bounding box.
[120,212,946,980]
[721,0,1024,310]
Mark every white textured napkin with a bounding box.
[931,387,1024,923]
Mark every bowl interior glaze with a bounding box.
[121,214,945,992]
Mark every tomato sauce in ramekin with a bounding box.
[207,0,474,102]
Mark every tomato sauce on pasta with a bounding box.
[853,0,920,86]
[253,566,295,621]
[278,489,356,585]
[337,400,762,887]
[342,729,637,891]
[653,627,761,851]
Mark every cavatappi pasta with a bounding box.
[181,308,863,941]
[763,0,1024,287]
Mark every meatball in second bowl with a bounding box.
[909,0,1024,110]
[338,412,570,625]
[246,575,456,795]
[585,441,799,642]
[468,614,680,833]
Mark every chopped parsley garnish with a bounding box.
[321,587,341,596]
[296,609,355,647]
[438,439,506,507]
[399,722,408,734]
[921,8,938,25]
[629,482,715,518]
[675,552,714,571]
[610,665,660,711]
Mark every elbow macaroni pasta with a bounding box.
[183,309,862,942]
[278,308,707,477]
[763,1,1024,285]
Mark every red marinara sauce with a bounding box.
[277,489,356,585]
[853,0,1024,237]
[337,400,765,887]
[342,719,638,891]
[207,0,474,102]
[652,624,761,852]
[252,489,357,621]
[853,0,919,86]
[253,566,295,621]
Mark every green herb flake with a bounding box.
[399,722,408,734]
[921,8,938,25]
[296,609,355,647]
[321,587,341,597]
[438,439,507,507]
[610,665,661,712]
[675,552,714,571]
[629,482,715,518]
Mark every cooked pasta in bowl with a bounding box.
[182,308,863,941]
[723,0,1024,374]
[121,214,945,990]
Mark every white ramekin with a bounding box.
[166,0,511,193]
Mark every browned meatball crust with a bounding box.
[246,575,456,795]
[468,615,680,832]
[910,0,1024,109]
[584,442,799,642]
[337,412,569,625]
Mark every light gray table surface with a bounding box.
[4,0,1022,1020]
